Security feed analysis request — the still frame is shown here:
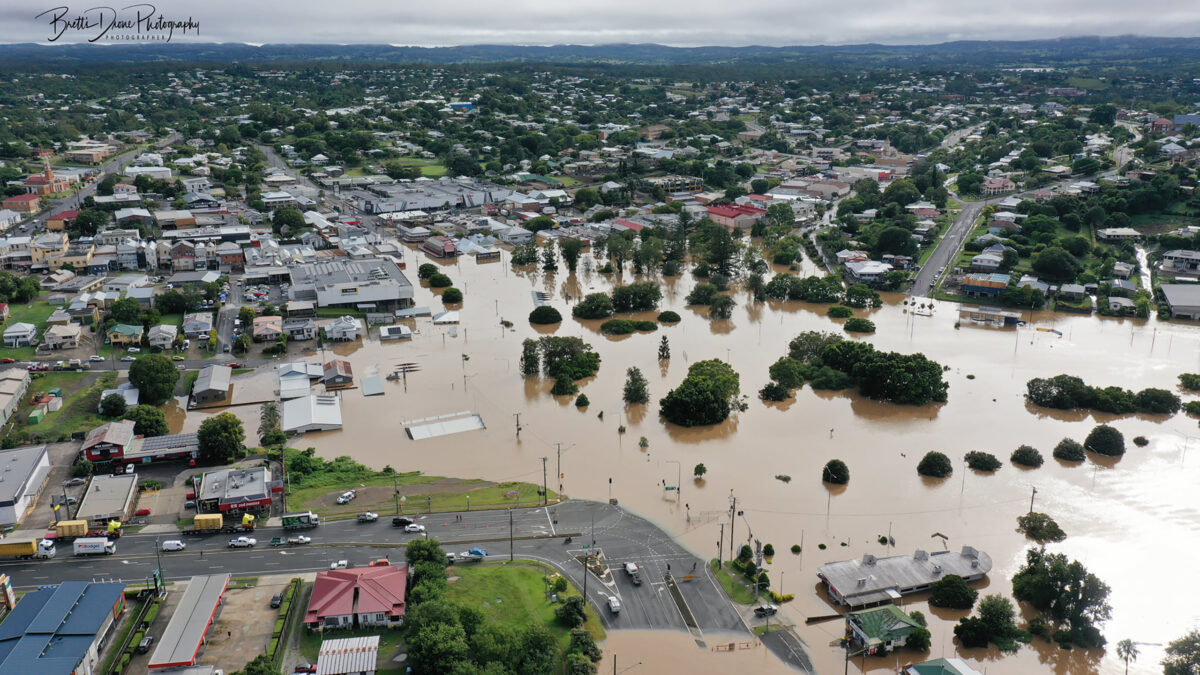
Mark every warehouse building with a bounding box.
[288,258,413,312]
[0,444,50,525]
[148,574,230,670]
[75,473,139,523]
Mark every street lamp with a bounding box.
[665,460,681,501]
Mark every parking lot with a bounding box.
[197,578,290,672]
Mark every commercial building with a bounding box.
[82,420,137,463]
[818,547,991,608]
[75,473,139,523]
[0,445,50,525]
[0,369,31,428]
[288,258,413,312]
[1160,284,1200,320]
[0,581,126,675]
[282,394,344,434]
[191,365,232,405]
[846,605,925,656]
[195,467,276,513]
[305,565,408,629]
[148,574,230,670]
[903,658,984,675]
[317,636,380,675]
[357,177,513,213]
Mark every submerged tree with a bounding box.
[623,367,649,404]
[658,335,671,361]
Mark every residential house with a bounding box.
[1059,284,1087,301]
[278,361,321,400]
[1017,275,1050,295]
[98,383,139,411]
[304,564,408,629]
[1111,261,1135,279]
[43,323,81,350]
[971,252,1003,271]
[283,318,316,341]
[323,360,354,387]
[0,209,22,230]
[836,249,871,264]
[1107,296,1137,315]
[0,304,8,322]
[960,273,1011,298]
[127,286,155,309]
[846,605,925,656]
[183,312,214,339]
[1106,279,1137,297]
[3,322,37,348]
[1152,117,1174,133]
[148,324,178,349]
[1096,227,1141,241]
[106,324,143,347]
[1162,249,1200,274]
[2,194,40,215]
[845,260,893,283]
[323,316,362,341]
[981,177,1015,195]
[252,316,284,342]
[282,394,343,433]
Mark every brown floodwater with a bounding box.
[180,245,1200,674]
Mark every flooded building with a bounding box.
[817,546,992,608]
[288,258,413,312]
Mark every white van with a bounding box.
[161,540,186,552]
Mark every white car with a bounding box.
[404,523,426,533]
[335,490,356,505]
[329,559,349,569]
[120,356,136,362]
[127,347,141,353]
[227,537,257,548]
[607,595,622,613]
[89,355,105,362]
[161,540,186,552]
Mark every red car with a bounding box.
[227,362,243,368]
[135,507,152,516]
[0,358,15,363]
[186,491,195,500]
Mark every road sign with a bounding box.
[664,486,677,491]
[581,544,590,549]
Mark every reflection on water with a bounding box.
[182,247,1200,674]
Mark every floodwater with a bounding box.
[181,244,1200,674]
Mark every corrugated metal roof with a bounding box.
[149,574,230,668]
[317,635,379,675]
[404,412,485,440]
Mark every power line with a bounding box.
[742,497,1027,519]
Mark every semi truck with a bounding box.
[282,511,320,530]
[47,519,123,542]
[181,512,256,535]
[73,537,116,556]
[0,539,56,560]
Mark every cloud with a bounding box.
[4,0,1200,46]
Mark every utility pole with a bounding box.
[728,493,738,561]
[717,523,724,565]
[541,457,548,505]
[1029,486,1038,514]
[556,443,563,496]
[392,475,399,516]
[513,412,522,438]
[62,486,72,520]
[753,539,763,603]
[509,509,514,561]
[154,536,165,595]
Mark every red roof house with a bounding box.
[706,204,766,230]
[305,564,408,629]
[2,194,40,214]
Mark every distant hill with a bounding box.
[5,36,1200,69]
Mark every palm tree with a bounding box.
[1116,639,1138,675]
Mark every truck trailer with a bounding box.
[0,539,55,560]
[282,511,320,530]
[73,537,116,556]
[181,512,256,535]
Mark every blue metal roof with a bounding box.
[0,581,125,671]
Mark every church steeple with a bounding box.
[42,159,53,181]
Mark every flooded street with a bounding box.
[185,245,1200,674]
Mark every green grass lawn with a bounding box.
[711,560,757,604]
[444,561,605,649]
[5,371,116,443]
[290,470,552,517]
[388,158,447,177]
[0,300,58,359]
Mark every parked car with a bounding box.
[753,604,779,618]
[161,540,186,552]
[89,355,105,362]
[329,560,349,570]
[404,523,426,533]
[183,500,196,509]
[120,356,136,362]
[227,537,257,548]
[127,347,140,353]
[0,358,14,364]
[226,362,242,368]
[61,477,86,487]
[135,507,152,516]
[357,512,378,523]
[186,491,196,499]
[270,593,283,608]
[335,490,356,505]
[137,635,155,654]
[172,355,185,361]
[368,558,390,567]
[293,664,316,674]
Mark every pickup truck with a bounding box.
[227,536,257,548]
[357,512,378,523]
[270,536,311,546]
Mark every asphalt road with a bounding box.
[0,500,749,643]
[908,197,990,297]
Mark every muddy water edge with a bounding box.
[179,245,1200,675]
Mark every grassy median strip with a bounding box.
[711,559,757,605]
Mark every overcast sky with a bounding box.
[6,1,1200,46]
